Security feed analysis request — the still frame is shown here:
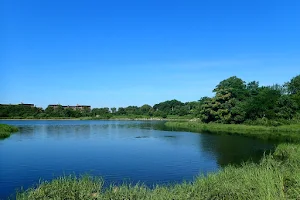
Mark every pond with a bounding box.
[0,120,276,199]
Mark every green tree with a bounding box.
[153,99,184,116]
[125,106,140,115]
[213,76,247,100]
[92,108,110,118]
[245,87,281,120]
[117,107,126,115]
[285,75,300,95]
[111,107,117,114]
[199,77,247,123]
[275,95,298,119]
[246,81,259,96]
[140,104,152,115]
[285,75,300,108]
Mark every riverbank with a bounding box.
[0,118,81,121]
[0,114,192,121]
[0,117,172,121]
[0,124,18,139]
[0,118,168,121]
[165,121,300,142]
[16,143,300,199]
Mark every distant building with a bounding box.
[48,104,91,111]
[74,105,91,111]
[48,104,61,109]
[19,103,35,107]
[0,103,35,107]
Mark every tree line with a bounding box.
[1,75,299,124]
[197,75,300,125]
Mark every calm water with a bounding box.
[0,120,276,199]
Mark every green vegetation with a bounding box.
[5,74,300,199]
[197,75,300,124]
[16,143,300,199]
[165,121,300,142]
[1,75,300,123]
[0,124,18,139]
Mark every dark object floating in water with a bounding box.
[135,136,149,138]
[164,135,176,138]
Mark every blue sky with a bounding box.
[1,0,300,108]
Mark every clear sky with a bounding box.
[1,0,300,108]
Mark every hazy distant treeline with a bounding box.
[1,75,299,125]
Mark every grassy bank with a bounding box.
[165,121,300,142]
[0,124,19,139]
[16,143,300,199]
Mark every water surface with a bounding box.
[0,120,276,199]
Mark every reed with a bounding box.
[0,124,18,139]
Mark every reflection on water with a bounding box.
[46,125,92,139]
[0,120,276,199]
[198,134,276,166]
[159,123,277,166]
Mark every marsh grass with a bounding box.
[0,124,18,139]
[16,176,103,200]
[16,144,300,200]
[165,121,300,142]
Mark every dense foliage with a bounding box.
[0,124,19,138]
[198,75,300,124]
[1,75,299,123]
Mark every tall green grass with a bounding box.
[164,121,300,142]
[0,124,18,139]
[16,143,300,199]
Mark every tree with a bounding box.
[125,106,140,115]
[244,87,281,120]
[117,107,126,115]
[184,101,198,116]
[153,99,184,116]
[198,97,215,122]
[246,81,259,96]
[285,75,300,95]
[140,104,152,115]
[45,106,55,117]
[199,89,243,123]
[275,95,298,119]
[213,76,247,100]
[153,110,167,118]
[111,107,117,114]
[199,77,248,123]
[92,108,110,117]
[270,84,286,95]
[285,75,300,108]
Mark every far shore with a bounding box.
[0,118,81,121]
[0,118,171,121]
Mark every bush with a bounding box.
[0,124,19,139]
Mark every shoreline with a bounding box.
[165,121,300,142]
[0,118,80,121]
[16,143,300,199]
[0,118,177,121]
